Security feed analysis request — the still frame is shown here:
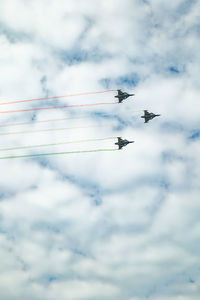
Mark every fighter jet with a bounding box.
[115,137,134,150]
[115,89,135,103]
[141,110,161,123]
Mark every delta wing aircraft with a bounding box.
[115,90,135,103]
[141,110,161,123]
[115,137,134,149]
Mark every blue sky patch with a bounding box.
[177,0,197,16]
[189,130,200,140]
[115,73,139,87]
[100,78,111,89]
[92,112,131,130]
[161,150,184,163]
[0,193,5,200]
[56,46,110,65]
[100,73,139,89]
[72,248,87,257]
[0,22,31,43]
[161,122,184,133]
[32,222,61,233]
[48,276,57,283]
[0,190,17,200]
[90,192,102,206]
[169,66,179,73]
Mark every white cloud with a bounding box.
[0,0,200,299]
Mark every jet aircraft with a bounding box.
[115,89,135,103]
[141,110,161,123]
[115,137,134,150]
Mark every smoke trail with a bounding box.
[0,116,88,128]
[0,137,116,151]
[0,148,118,159]
[0,125,104,136]
[0,102,117,114]
[0,89,117,106]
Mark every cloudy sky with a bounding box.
[0,0,200,299]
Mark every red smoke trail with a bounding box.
[0,102,117,114]
[0,90,117,106]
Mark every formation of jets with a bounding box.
[113,90,161,149]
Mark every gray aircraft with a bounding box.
[141,110,161,123]
[115,89,135,103]
[115,137,134,150]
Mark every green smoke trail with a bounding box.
[0,148,118,160]
[0,137,116,152]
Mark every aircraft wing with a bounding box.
[118,144,123,149]
[144,118,149,123]
[118,137,122,142]
[118,90,123,95]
